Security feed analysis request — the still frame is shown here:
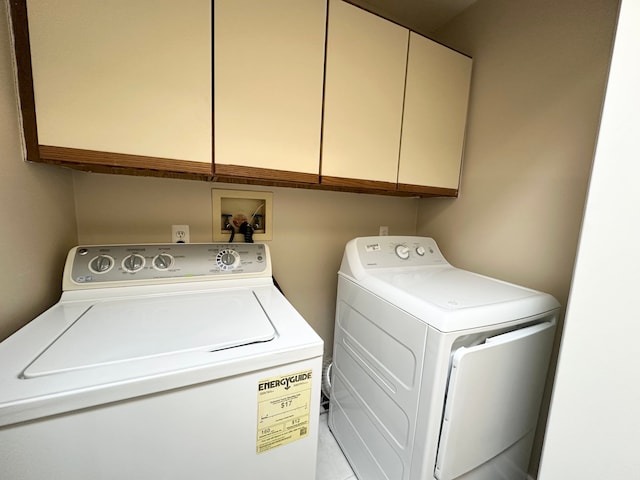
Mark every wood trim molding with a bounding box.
[214,163,319,184]
[35,147,456,197]
[7,0,40,162]
[321,175,397,191]
[397,183,458,197]
[34,146,456,196]
[322,176,457,197]
[39,145,212,176]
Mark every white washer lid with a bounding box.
[23,289,276,378]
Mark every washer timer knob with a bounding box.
[216,249,240,270]
[395,245,410,260]
[153,253,174,271]
[89,254,114,274]
[416,246,426,256]
[122,254,145,273]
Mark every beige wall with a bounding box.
[422,0,619,476]
[72,172,419,356]
[0,1,78,340]
[423,0,617,307]
[539,1,640,475]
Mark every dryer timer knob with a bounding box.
[395,245,410,260]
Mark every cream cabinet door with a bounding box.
[398,32,472,193]
[214,0,326,183]
[321,0,409,189]
[27,0,212,165]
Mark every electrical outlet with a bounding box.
[171,225,190,243]
[379,226,389,236]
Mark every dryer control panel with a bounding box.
[65,243,271,289]
[353,236,448,268]
[340,236,450,280]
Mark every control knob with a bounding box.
[395,245,410,260]
[122,253,145,273]
[153,253,174,271]
[89,254,114,274]
[216,249,240,270]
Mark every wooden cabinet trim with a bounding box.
[321,175,397,191]
[397,182,457,197]
[39,145,212,176]
[214,164,319,184]
[8,0,40,163]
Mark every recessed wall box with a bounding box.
[212,189,273,241]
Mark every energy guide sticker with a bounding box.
[256,370,312,453]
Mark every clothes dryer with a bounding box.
[329,236,559,480]
[0,243,323,480]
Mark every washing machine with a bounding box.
[329,236,560,480]
[0,243,323,480]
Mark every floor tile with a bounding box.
[316,412,356,480]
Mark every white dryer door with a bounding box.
[24,290,276,377]
[434,322,555,480]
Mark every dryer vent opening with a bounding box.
[321,358,332,411]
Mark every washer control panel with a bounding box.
[353,236,448,268]
[68,243,269,286]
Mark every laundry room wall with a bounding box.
[539,1,640,475]
[419,0,619,477]
[71,171,419,357]
[420,0,618,312]
[0,1,78,341]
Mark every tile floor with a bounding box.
[316,411,356,480]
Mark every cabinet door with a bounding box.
[321,0,408,190]
[398,32,472,194]
[214,0,326,184]
[26,0,212,171]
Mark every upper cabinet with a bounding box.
[398,33,472,194]
[213,0,327,184]
[321,0,472,196]
[321,0,408,191]
[8,0,471,196]
[18,0,212,176]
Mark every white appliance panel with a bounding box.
[24,290,275,377]
[3,358,321,480]
[435,322,556,480]
[331,381,405,480]
[381,268,538,309]
[336,279,428,390]
[334,342,411,446]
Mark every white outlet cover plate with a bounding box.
[172,225,190,243]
